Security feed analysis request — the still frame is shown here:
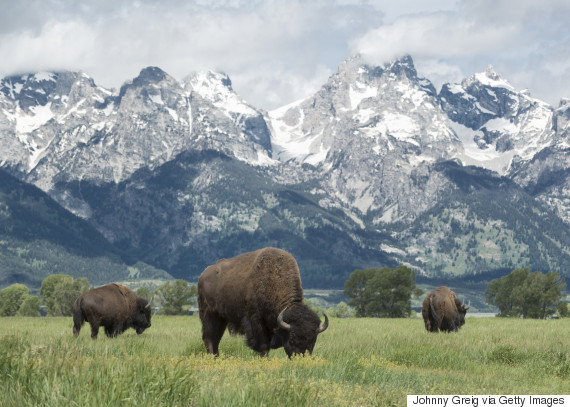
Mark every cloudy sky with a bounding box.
[1,0,569,110]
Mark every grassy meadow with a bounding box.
[1,315,569,406]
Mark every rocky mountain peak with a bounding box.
[184,70,261,123]
[337,54,419,86]
[383,54,417,79]
[2,56,570,286]
[558,98,570,109]
[440,64,556,175]
[464,65,515,92]
[1,72,62,111]
[553,98,570,135]
[185,70,232,93]
[268,54,459,219]
[484,65,501,81]
[117,66,178,100]
[0,70,105,128]
[136,66,170,83]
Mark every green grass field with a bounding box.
[1,315,569,406]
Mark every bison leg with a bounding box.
[104,325,115,337]
[73,311,84,338]
[242,317,270,357]
[90,323,100,339]
[201,312,227,356]
[104,322,124,338]
[439,318,455,333]
[429,315,440,332]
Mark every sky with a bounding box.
[1,0,569,111]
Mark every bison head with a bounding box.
[133,298,152,335]
[454,298,470,328]
[272,303,328,358]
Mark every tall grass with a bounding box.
[1,316,569,406]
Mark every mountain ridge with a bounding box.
[0,168,173,289]
[2,54,570,288]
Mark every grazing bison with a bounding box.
[73,283,152,339]
[422,286,470,333]
[198,247,328,357]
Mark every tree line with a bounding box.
[0,275,197,317]
[0,267,568,319]
[485,268,568,318]
[341,266,567,319]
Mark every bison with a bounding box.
[198,247,328,357]
[73,283,152,339]
[422,286,470,333]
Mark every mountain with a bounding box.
[1,55,570,289]
[54,149,395,288]
[509,99,570,222]
[269,55,458,223]
[392,161,570,279]
[439,66,555,176]
[0,168,173,290]
[0,68,272,216]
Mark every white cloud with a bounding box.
[0,0,381,108]
[350,1,570,105]
[351,12,520,64]
[231,63,333,108]
[0,0,569,108]
[413,59,464,93]
[0,20,97,74]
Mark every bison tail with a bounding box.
[429,297,441,330]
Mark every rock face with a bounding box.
[439,65,555,175]
[510,99,570,222]
[269,55,459,223]
[2,55,570,286]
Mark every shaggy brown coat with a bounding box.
[73,283,151,339]
[198,247,328,357]
[422,286,469,333]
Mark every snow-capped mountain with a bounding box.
[271,55,456,164]
[1,55,570,286]
[440,66,555,175]
[269,54,460,221]
[0,67,272,177]
[507,98,570,222]
[0,66,272,217]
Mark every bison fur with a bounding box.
[73,283,152,339]
[422,286,469,333]
[198,247,328,357]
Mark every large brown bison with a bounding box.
[198,247,328,357]
[73,283,152,339]
[422,286,470,333]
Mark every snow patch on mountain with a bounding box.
[470,66,516,91]
[186,71,257,117]
[31,72,57,83]
[268,99,323,163]
[378,111,420,143]
[349,83,377,109]
[14,103,54,134]
[450,121,515,173]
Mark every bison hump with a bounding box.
[111,283,131,297]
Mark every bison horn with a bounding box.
[145,302,151,310]
[317,313,329,334]
[464,300,470,311]
[277,308,291,331]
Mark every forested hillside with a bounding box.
[0,169,172,290]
